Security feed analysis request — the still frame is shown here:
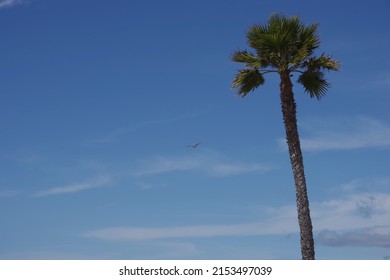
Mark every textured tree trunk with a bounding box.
[279,72,315,260]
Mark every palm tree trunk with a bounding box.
[279,72,315,260]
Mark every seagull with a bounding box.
[185,142,201,149]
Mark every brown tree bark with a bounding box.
[279,72,315,260]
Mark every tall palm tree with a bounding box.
[231,14,339,260]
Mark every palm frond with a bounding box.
[231,14,339,100]
[246,25,272,54]
[295,54,339,99]
[231,50,262,68]
[247,27,287,68]
[297,70,330,99]
[304,54,340,72]
[246,15,323,70]
[289,23,320,66]
[298,24,320,53]
[232,69,265,97]
[247,24,268,49]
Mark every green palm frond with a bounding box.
[296,54,340,99]
[232,69,265,97]
[232,50,263,68]
[231,14,339,99]
[246,26,272,56]
[297,70,330,99]
[289,24,320,66]
[246,14,322,70]
[304,54,340,71]
[247,28,285,68]
[297,24,320,53]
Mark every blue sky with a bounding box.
[1,0,390,260]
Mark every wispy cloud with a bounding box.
[130,153,273,177]
[374,72,390,88]
[317,226,390,247]
[92,111,205,143]
[83,222,295,241]
[210,162,272,177]
[32,176,112,197]
[83,205,292,242]
[0,0,26,8]
[131,156,200,176]
[84,178,390,248]
[0,189,20,198]
[313,182,390,247]
[135,182,163,190]
[143,242,200,259]
[313,193,390,230]
[279,116,390,151]
[337,177,390,192]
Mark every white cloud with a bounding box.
[312,192,390,230]
[337,177,390,192]
[154,242,199,259]
[209,162,271,177]
[0,189,20,198]
[312,182,390,248]
[84,179,390,248]
[0,0,26,8]
[136,182,157,190]
[32,176,112,197]
[83,221,297,241]
[131,156,200,176]
[281,116,390,151]
[92,111,205,143]
[130,153,273,177]
[317,226,390,247]
[374,72,390,88]
[0,249,120,260]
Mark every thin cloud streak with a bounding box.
[0,0,25,8]
[32,176,112,197]
[337,177,390,192]
[282,116,390,151]
[84,222,297,241]
[130,154,273,177]
[0,189,20,198]
[155,242,199,259]
[317,226,390,247]
[210,163,271,177]
[92,111,206,143]
[84,180,390,247]
[131,156,199,176]
[375,72,390,88]
[312,193,390,230]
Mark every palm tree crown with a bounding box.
[232,14,339,98]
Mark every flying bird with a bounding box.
[185,142,201,149]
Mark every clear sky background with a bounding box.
[1,0,390,260]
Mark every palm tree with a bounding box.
[231,14,339,260]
